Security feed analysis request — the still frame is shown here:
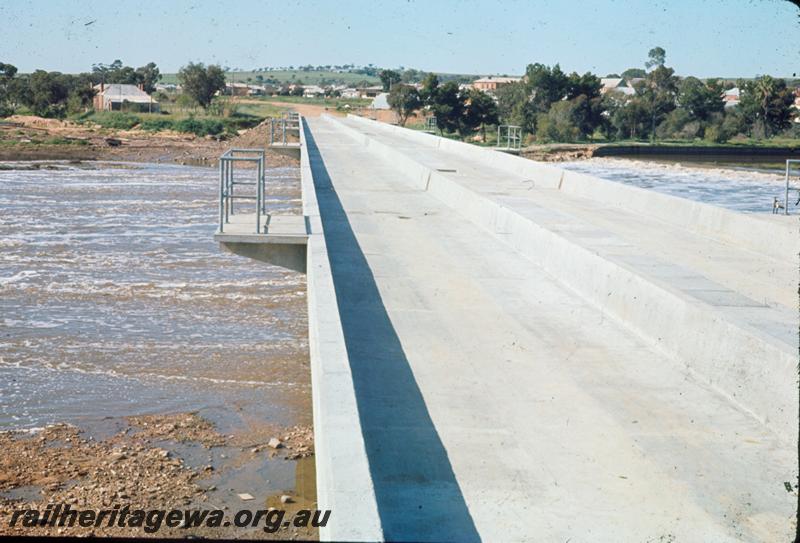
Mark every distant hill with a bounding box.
[160,68,480,87]
[160,70,381,87]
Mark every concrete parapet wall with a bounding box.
[344,114,799,261]
[300,119,383,542]
[326,114,797,444]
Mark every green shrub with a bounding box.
[173,117,224,136]
[221,115,261,132]
[44,137,88,145]
[89,112,142,129]
[139,118,175,132]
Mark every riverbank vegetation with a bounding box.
[389,48,798,147]
[0,60,297,140]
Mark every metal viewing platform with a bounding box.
[268,111,302,158]
[213,146,307,272]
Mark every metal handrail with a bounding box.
[783,159,800,215]
[269,111,300,145]
[424,116,437,133]
[218,148,265,233]
[496,125,522,151]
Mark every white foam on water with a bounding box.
[560,157,794,213]
[0,161,307,429]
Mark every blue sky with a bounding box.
[0,0,797,77]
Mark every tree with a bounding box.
[536,94,602,142]
[525,63,569,114]
[738,76,795,138]
[607,92,650,139]
[565,72,605,138]
[621,68,647,80]
[419,73,440,106]
[0,62,18,116]
[536,99,582,142]
[387,84,422,126]
[177,62,226,109]
[460,88,499,140]
[495,81,533,131]
[677,77,724,122]
[135,62,161,94]
[638,47,678,142]
[645,46,666,70]
[25,71,72,116]
[431,80,464,133]
[379,69,402,91]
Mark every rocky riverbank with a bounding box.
[0,413,317,539]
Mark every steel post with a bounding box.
[218,158,224,232]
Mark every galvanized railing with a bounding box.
[269,111,300,145]
[496,125,522,151]
[218,148,265,233]
[782,159,800,215]
[424,115,437,133]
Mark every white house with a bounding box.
[722,87,740,108]
[302,85,326,98]
[93,83,159,112]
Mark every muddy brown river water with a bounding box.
[0,161,314,536]
[0,161,309,430]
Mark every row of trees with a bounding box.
[388,74,499,140]
[495,48,797,143]
[385,48,797,144]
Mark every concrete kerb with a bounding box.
[344,114,799,261]
[299,117,384,542]
[323,113,798,445]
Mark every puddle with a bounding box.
[0,484,42,502]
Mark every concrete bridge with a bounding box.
[216,114,798,542]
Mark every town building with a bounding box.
[359,85,385,98]
[340,88,361,99]
[471,76,522,92]
[722,87,740,108]
[93,83,159,112]
[302,85,326,98]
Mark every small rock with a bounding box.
[238,493,255,501]
[268,438,283,449]
[280,495,293,504]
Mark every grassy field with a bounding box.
[263,95,370,108]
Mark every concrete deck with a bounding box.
[301,116,797,542]
[268,142,302,159]
[214,214,307,272]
